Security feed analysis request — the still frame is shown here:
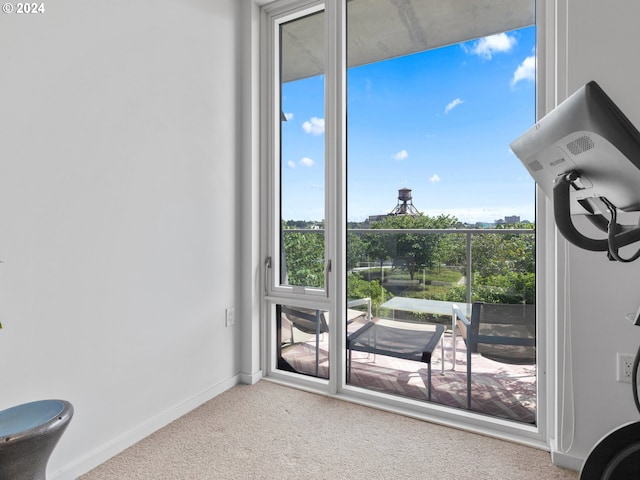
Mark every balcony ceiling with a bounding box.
[281,0,534,82]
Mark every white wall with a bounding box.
[0,1,245,478]
[552,0,640,470]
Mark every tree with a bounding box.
[433,232,466,267]
[346,232,367,271]
[368,214,458,280]
[471,223,534,278]
[347,272,390,310]
[360,230,393,272]
[282,230,325,288]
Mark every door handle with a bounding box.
[325,259,331,297]
[264,256,272,294]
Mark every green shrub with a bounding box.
[347,272,391,310]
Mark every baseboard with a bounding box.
[240,369,263,385]
[52,375,241,480]
[551,448,584,472]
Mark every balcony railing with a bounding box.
[282,227,535,310]
[279,227,536,423]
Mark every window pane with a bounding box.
[345,0,536,424]
[276,304,329,379]
[279,10,325,288]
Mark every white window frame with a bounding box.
[257,0,555,450]
[262,0,342,392]
[265,1,330,301]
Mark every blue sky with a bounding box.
[281,26,536,224]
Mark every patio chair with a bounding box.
[346,297,372,325]
[279,306,329,377]
[452,302,536,409]
[278,300,372,377]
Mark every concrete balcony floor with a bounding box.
[281,319,536,424]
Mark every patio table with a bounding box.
[347,320,445,401]
[380,297,471,370]
[380,297,471,319]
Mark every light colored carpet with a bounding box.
[80,381,578,480]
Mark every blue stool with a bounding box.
[0,399,73,480]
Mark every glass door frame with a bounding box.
[260,0,552,447]
[262,0,345,394]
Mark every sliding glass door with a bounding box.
[264,0,538,427]
[344,0,537,425]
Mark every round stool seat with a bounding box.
[0,399,74,480]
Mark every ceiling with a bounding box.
[280,0,534,83]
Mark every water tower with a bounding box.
[389,188,419,216]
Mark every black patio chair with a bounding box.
[453,302,536,409]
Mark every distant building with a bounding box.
[473,222,495,229]
[495,215,521,225]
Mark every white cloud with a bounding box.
[287,160,296,168]
[444,98,463,114]
[284,112,294,121]
[465,32,517,60]
[299,157,315,167]
[511,55,536,86]
[429,174,441,183]
[393,149,409,161]
[302,117,325,135]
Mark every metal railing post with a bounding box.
[466,232,472,304]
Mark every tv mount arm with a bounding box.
[553,170,640,261]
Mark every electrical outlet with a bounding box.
[617,353,635,383]
[225,307,235,327]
